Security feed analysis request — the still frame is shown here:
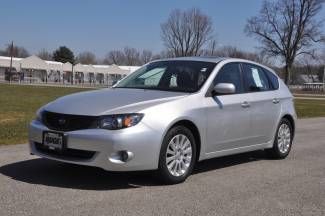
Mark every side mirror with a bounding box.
[212,83,236,95]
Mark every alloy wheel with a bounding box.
[165,134,192,177]
[277,123,291,154]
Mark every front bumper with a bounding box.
[29,120,162,171]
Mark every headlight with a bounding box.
[35,109,44,122]
[99,113,144,130]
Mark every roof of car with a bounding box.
[155,57,270,68]
[159,56,228,63]
[152,57,277,74]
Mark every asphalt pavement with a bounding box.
[0,118,324,216]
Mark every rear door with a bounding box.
[241,63,281,144]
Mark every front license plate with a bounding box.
[43,131,64,150]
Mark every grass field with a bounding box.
[294,99,325,118]
[0,83,324,145]
[0,84,91,145]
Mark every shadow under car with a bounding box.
[0,150,267,190]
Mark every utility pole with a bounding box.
[323,65,325,93]
[9,41,14,83]
[71,64,74,85]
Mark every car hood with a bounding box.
[43,88,188,116]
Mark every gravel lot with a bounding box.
[0,118,324,216]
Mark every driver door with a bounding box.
[204,63,253,153]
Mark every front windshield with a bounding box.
[114,60,217,93]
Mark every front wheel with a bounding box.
[266,118,293,159]
[157,126,197,184]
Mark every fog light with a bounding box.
[109,151,134,164]
[120,151,129,162]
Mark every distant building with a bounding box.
[297,74,320,84]
[0,55,140,85]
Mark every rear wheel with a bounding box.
[266,118,293,159]
[158,126,196,184]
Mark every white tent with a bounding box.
[93,65,109,74]
[107,64,130,75]
[83,65,95,74]
[20,55,48,71]
[0,55,139,84]
[73,63,85,72]
[62,62,73,72]
[19,56,48,82]
[0,56,22,71]
[46,60,63,72]
[119,66,140,73]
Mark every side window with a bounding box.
[169,74,177,87]
[263,68,279,90]
[213,63,243,94]
[242,63,270,92]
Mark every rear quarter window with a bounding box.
[263,68,279,90]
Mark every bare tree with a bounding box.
[37,49,52,60]
[157,50,175,59]
[204,39,218,56]
[140,50,154,64]
[161,8,214,57]
[2,44,29,58]
[103,50,126,65]
[318,48,325,64]
[123,47,141,65]
[245,0,324,84]
[207,45,272,65]
[76,51,97,64]
[297,56,318,82]
[103,47,163,65]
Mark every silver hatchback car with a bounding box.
[29,57,296,184]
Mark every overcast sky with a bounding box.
[0,0,324,58]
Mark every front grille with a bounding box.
[35,142,96,161]
[42,111,98,131]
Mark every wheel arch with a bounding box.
[165,119,202,162]
[281,114,295,138]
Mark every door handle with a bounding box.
[241,101,250,108]
[272,98,280,104]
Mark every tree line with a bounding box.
[0,42,275,67]
[0,0,324,84]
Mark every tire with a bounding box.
[157,126,197,184]
[266,118,293,159]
